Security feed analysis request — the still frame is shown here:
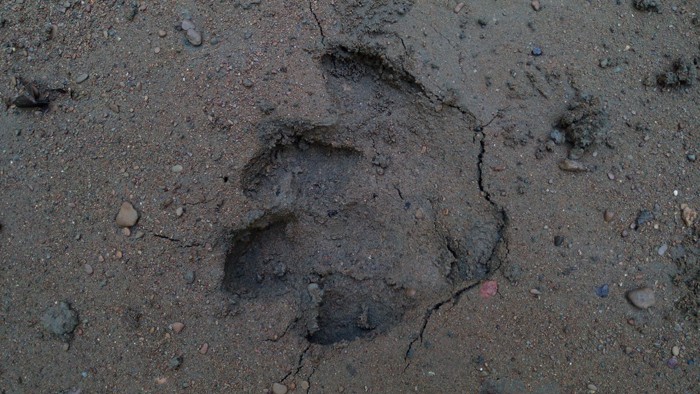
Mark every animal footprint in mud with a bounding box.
[223,49,503,344]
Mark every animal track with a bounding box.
[224,49,503,344]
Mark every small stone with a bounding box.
[672,345,680,356]
[687,154,697,162]
[187,29,202,46]
[529,288,542,295]
[587,384,597,392]
[199,342,209,354]
[553,235,565,246]
[627,287,656,309]
[658,244,668,256]
[549,129,564,145]
[415,208,425,220]
[181,19,195,31]
[300,381,310,390]
[158,29,167,37]
[532,47,543,56]
[84,264,93,275]
[122,227,131,237]
[115,250,123,259]
[171,322,185,333]
[168,356,183,370]
[604,210,614,222]
[176,207,184,217]
[242,79,254,88]
[75,73,89,84]
[607,172,615,180]
[184,270,195,284]
[272,383,288,394]
[454,2,465,13]
[667,357,679,369]
[558,159,588,172]
[595,284,609,298]
[680,204,697,226]
[154,47,160,54]
[116,202,139,227]
[171,164,183,173]
[635,210,654,228]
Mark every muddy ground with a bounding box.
[1,0,699,393]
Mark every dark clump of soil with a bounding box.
[41,301,79,342]
[633,0,661,13]
[557,94,609,153]
[657,57,697,88]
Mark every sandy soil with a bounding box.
[1,1,699,393]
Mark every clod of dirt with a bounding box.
[633,0,661,13]
[557,95,609,153]
[681,204,697,227]
[657,57,697,88]
[42,302,79,341]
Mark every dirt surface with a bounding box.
[1,1,699,393]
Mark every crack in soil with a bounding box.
[403,109,510,370]
[308,1,325,44]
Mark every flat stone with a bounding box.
[75,73,89,84]
[116,202,139,227]
[171,322,185,333]
[171,164,183,173]
[272,383,288,394]
[558,159,588,172]
[627,287,656,309]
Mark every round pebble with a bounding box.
[171,322,185,333]
[176,207,184,217]
[158,29,167,37]
[84,264,93,275]
[199,342,209,354]
[604,210,614,222]
[532,47,543,56]
[658,244,668,256]
[300,381,310,390]
[187,29,202,46]
[116,202,139,227]
[627,287,656,309]
[272,383,288,394]
[181,19,195,31]
[171,164,183,173]
[672,345,680,356]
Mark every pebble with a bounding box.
[672,345,680,356]
[242,79,254,88]
[184,270,195,284]
[604,210,614,222]
[187,29,202,46]
[181,19,196,31]
[171,164,183,173]
[154,47,160,54]
[199,342,209,354]
[687,154,696,162]
[300,381,310,390]
[680,203,697,226]
[553,235,565,247]
[158,29,167,37]
[531,0,541,11]
[75,73,89,84]
[532,47,543,56]
[272,383,288,394]
[658,244,668,256]
[529,288,542,295]
[168,356,183,370]
[84,264,93,275]
[549,129,564,145]
[176,207,184,217]
[667,357,679,369]
[635,210,654,227]
[122,227,131,236]
[627,287,655,309]
[454,2,465,13]
[595,284,609,298]
[558,159,588,172]
[171,322,185,333]
[587,384,597,392]
[116,202,139,227]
